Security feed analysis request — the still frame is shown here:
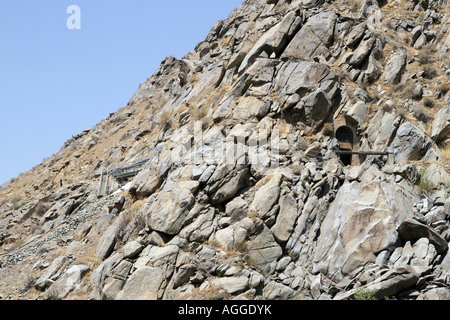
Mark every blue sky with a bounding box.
[0,0,243,184]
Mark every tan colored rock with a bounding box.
[115,266,164,300]
[142,180,198,235]
[249,173,283,220]
[282,11,337,60]
[431,107,450,142]
[271,193,299,244]
[246,225,283,272]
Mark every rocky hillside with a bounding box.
[0,0,449,301]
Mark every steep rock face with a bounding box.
[389,122,428,163]
[142,180,199,235]
[282,10,337,60]
[0,0,449,301]
[312,166,416,281]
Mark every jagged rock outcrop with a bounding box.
[0,0,449,301]
[312,165,416,281]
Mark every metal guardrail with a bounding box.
[109,157,153,179]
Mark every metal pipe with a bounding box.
[333,149,394,155]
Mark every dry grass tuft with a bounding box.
[159,111,175,131]
[413,105,433,124]
[439,142,450,166]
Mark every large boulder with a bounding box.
[417,288,450,300]
[214,217,256,252]
[346,22,367,48]
[282,11,337,60]
[115,266,164,300]
[248,173,283,220]
[129,165,167,199]
[238,11,300,73]
[246,225,283,272]
[431,107,450,142]
[389,122,427,163]
[35,256,68,290]
[122,240,144,259]
[383,49,407,85]
[96,218,121,261]
[211,276,249,295]
[185,61,225,106]
[366,108,399,150]
[422,163,450,188]
[440,32,450,60]
[348,34,376,67]
[312,166,415,281]
[141,180,199,235]
[275,60,339,100]
[89,252,124,299]
[179,207,216,243]
[262,281,298,300]
[271,193,299,244]
[440,249,450,279]
[233,96,270,120]
[334,266,419,300]
[345,100,368,127]
[302,89,331,128]
[135,245,180,274]
[210,169,250,205]
[48,264,90,299]
[273,60,339,130]
[397,218,448,254]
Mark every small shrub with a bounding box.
[190,105,208,120]
[421,67,437,80]
[385,19,396,30]
[45,285,61,300]
[13,202,26,210]
[395,106,408,119]
[438,83,450,94]
[438,142,450,164]
[322,123,334,137]
[351,289,396,300]
[351,289,377,300]
[414,106,432,123]
[21,274,36,293]
[382,102,395,113]
[233,238,249,253]
[418,57,430,65]
[393,83,405,94]
[418,178,434,193]
[422,98,435,109]
[398,81,419,100]
[34,203,48,217]
[417,47,437,65]
[159,112,174,131]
